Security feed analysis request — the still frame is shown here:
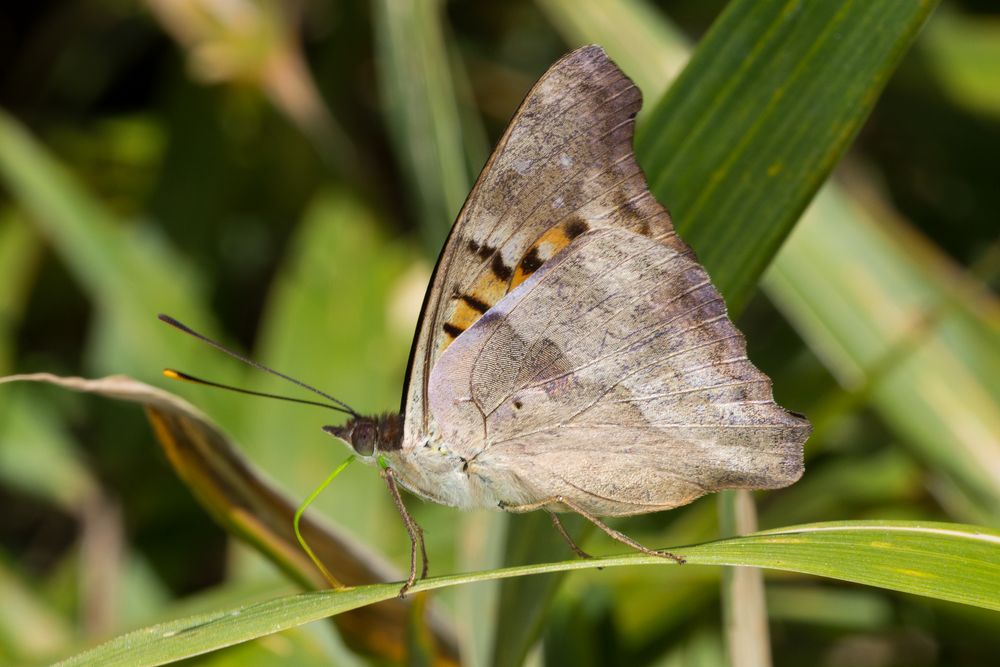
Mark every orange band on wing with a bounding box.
[440,218,594,350]
[511,218,589,289]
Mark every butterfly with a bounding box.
[321,45,810,593]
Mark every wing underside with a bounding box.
[428,229,809,515]
[402,46,690,446]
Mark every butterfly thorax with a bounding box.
[385,427,509,510]
[326,413,495,508]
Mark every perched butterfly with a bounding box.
[162,45,809,595]
[325,46,809,591]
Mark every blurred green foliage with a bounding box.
[0,0,998,665]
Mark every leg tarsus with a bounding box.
[548,511,593,560]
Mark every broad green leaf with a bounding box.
[635,0,939,312]
[54,521,1000,666]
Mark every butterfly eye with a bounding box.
[352,421,376,456]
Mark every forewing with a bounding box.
[428,228,809,515]
[402,46,689,446]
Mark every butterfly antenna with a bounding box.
[162,369,355,416]
[158,314,359,417]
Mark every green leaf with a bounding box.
[54,521,1000,666]
[635,0,939,312]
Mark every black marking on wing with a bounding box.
[613,189,641,216]
[565,217,590,240]
[460,294,491,314]
[519,247,544,275]
[491,254,513,281]
[443,323,465,337]
[477,243,497,261]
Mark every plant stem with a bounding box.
[720,489,772,667]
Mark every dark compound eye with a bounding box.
[353,421,376,456]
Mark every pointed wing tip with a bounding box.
[563,44,612,67]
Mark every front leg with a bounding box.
[381,467,429,597]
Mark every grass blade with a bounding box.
[636,0,939,312]
[53,520,1000,666]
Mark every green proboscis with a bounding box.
[293,454,357,587]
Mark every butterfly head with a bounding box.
[323,413,403,459]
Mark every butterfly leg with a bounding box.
[559,497,685,564]
[381,467,428,597]
[503,496,685,564]
[547,511,593,560]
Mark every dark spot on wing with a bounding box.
[639,221,651,236]
[513,400,523,409]
[491,253,512,281]
[477,243,496,260]
[466,239,480,254]
[519,247,543,275]
[565,217,589,240]
[460,294,490,314]
[443,323,464,338]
